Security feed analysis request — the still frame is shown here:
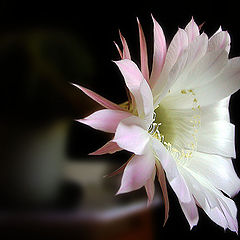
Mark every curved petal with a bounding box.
[208,30,231,53]
[117,149,155,194]
[114,59,154,127]
[113,116,150,155]
[119,30,131,59]
[186,151,240,197]
[78,109,131,133]
[71,83,123,110]
[151,137,191,203]
[150,15,166,88]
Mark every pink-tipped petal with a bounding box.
[145,168,156,206]
[71,83,123,111]
[119,30,131,59]
[117,149,155,194]
[113,116,150,155]
[184,17,200,43]
[156,161,169,226]
[114,59,154,127]
[78,109,132,133]
[89,140,122,155]
[150,15,166,88]
[137,17,149,82]
[114,41,123,59]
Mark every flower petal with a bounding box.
[113,116,150,155]
[150,15,166,88]
[151,137,191,203]
[145,167,156,206]
[117,149,155,194]
[78,109,132,133]
[184,17,200,43]
[114,59,154,127]
[71,83,123,110]
[195,57,240,106]
[152,28,188,99]
[137,17,149,82]
[187,151,240,197]
[119,30,131,59]
[89,140,122,155]
[197,120,236,158]
[208,30,231,53]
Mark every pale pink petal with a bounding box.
[156,160,169,226]
[145,168,156,206]
[184,17,200,43]
[89,140,122,155]
[208,30,231,53]
[113,116,150,155]
[178,195,199,230]
[119,30,131,59]
[151,137,191,203]
[78,109,132,133]
[137,17,149,82]
[152,28,188,98]
[71,83,123,111]
[150,15,166,88]
[117,149,155,194]
[114,59,154,127]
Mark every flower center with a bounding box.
[149,89,201,165]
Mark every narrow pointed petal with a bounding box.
[184,17,200,43]
[113,116,150,155]
[117,150,155,194]
[89,140,122,155]
[119,30,131,59]
[71,83,123,110]
[152,137,191,203]
[145,168,156,206]
[156,160,169,226]
[78,109,132,133]
[114,41,123,59]
[114,59,154,127]
[150,15,166,88]
[137,17,149,82]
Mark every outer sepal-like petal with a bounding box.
[89,140,122,155]
[78,109,131,133]
[72,83,123,111]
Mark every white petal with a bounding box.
[197,120,236,158]
[208,30,231,53]
[151,137,191,203]
[186,151,240,197]
[113,116,150,155]
[194,57,240,106]
[184,17,200,43]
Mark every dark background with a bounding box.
[0,0,239,239]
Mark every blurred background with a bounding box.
[0,0,239,239]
